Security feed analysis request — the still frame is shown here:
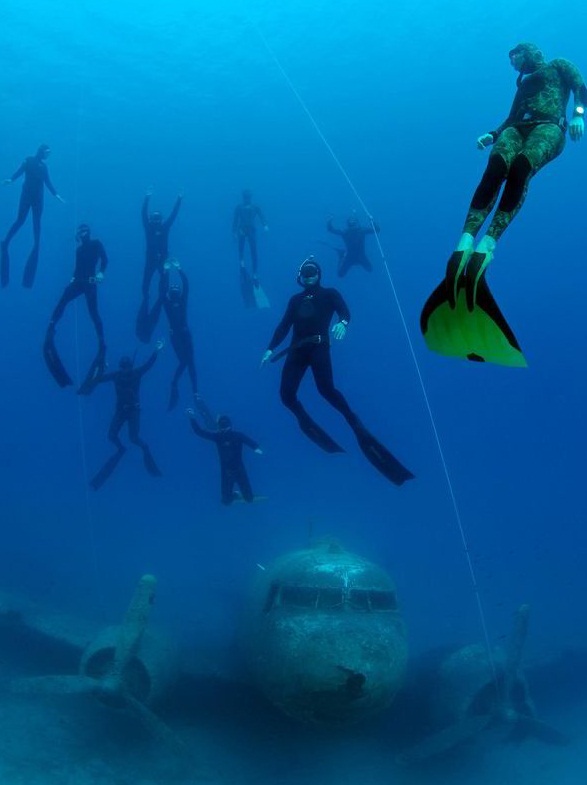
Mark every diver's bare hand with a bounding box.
[569,116,584,142]
[476,134,493,150]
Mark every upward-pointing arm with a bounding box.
[164,195,182,229]
[137,351,158,377]
[326,218,344,236]
[190,418,219,442]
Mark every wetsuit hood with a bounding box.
[36,144,51,159]
[217,415,232,431]
[242,189,252,204]
[509,42,545,75]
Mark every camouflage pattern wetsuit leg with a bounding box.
[464,122,565,242]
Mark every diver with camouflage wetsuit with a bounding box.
[446,43,586,308]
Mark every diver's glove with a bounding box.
[95,271,104,283]
[331,320,348,341]
[569,116,584,142]
[260,349,273,366]
[476,133,494,150]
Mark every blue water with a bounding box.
[0,1,586,783]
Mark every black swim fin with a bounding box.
[43,328,73,388]
[1,242,9,288]
[22,245,39,289]
[352,424,414,486]
[77,344,106,395]
[142,446,162,477]
[297,412,345,454]
[90,448,126,491]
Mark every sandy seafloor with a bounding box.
[0,691,585,785]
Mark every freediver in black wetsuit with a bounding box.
[136,187,183,341]
[325,214,380,277]
[261,257,413,486]
[87,340,164,490]
[44,224,108,390]
[152,258,199,410]
[232,189,268,291]
[1,144,65,288]
[186,409,263,505]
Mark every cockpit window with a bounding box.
[264,582,397,613]
[280,585,320,608]
[317,588,344,610]
[348,589,398,611]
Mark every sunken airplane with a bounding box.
[0,561,574,765]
